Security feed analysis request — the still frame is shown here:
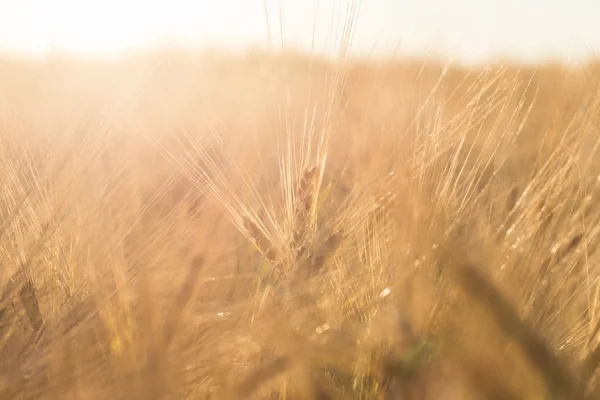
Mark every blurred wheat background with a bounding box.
[2,1,600,399]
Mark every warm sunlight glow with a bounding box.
[0,0,269,56]
[1,0,600,62]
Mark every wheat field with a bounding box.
[0,50,600,399]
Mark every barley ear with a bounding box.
[243,216,277,262]
[293,166,319,252]
[19,278,43,335]
[295,230,345,281]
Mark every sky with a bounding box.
[0,0,599,63]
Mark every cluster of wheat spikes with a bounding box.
[3,14,600,400]
[140,48,600,398]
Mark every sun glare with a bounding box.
[1,0,600,63]
[0,0,270,57]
